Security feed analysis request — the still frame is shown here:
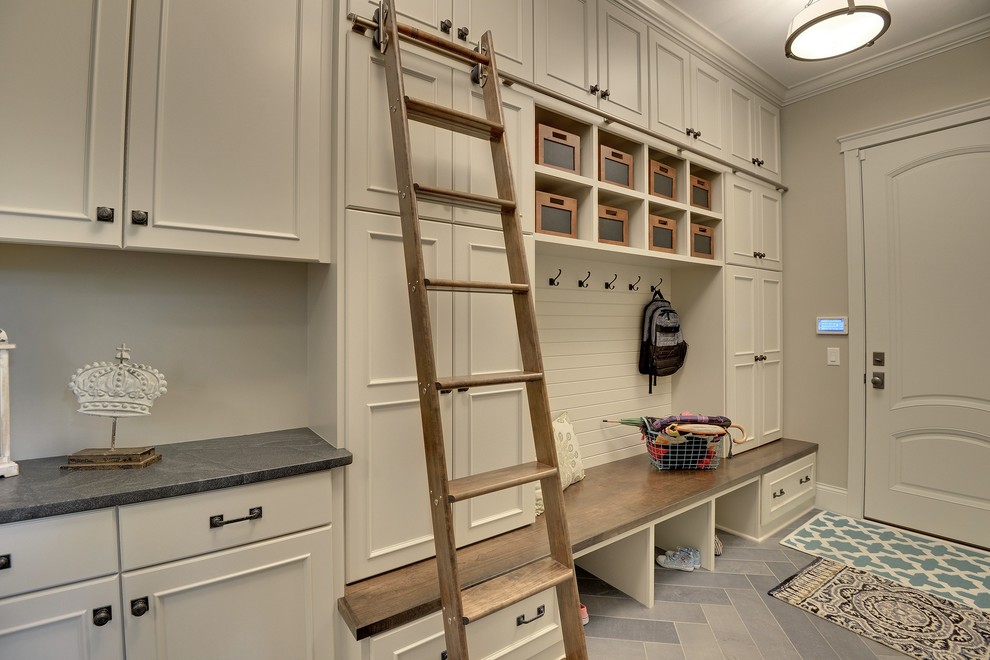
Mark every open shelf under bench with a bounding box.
[338,437,817,640]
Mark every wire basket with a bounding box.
[639,416,745,471]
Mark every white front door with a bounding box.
[862,118,990,547]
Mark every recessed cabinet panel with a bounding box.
[345,211,453,581]
[534,0,597,101]
[598,0,648,125]
[125,0,323,258]
[345,32,454,221]
[759,190,782,268]
[756,98,781,177]
[461,0,534,80]
[691,59,725,156]
[0,576,124,660]
[0,0,127,247]
[648,32,689,139]
[122,528,332,660]
[726,175,781,271]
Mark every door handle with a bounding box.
[871,372,885,389]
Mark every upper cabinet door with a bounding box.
[459,0,534,81]
[727,81,756,169]
[125,0,325,260]
[648,30,690,142]
[755,97,781,177]
[597,0,648,126]
[0,0,128,248]
[690,58,726,157]
[534,0,598,102]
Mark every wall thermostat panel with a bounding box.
[816,316,848,334]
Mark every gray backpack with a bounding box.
[638,290,688,393]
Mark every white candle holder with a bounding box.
[0,329,18,478]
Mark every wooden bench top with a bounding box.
[338,437,817,640]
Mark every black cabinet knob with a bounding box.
[600,88,610,100]
[440,18,452,33]
[589,83,600,95]
[0,554,10,570]
[457,26,469,40]
[131,210,149,226]
[96,207,115,223]
[93,606,113,627]
[131,597,150,617]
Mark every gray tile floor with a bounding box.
[577,510,911,659]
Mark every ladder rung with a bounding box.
[447,462,557,502]
[414,183,515,214]
[424,278,529,294]
[436,371,543,392]
[460,557,574,624]
[406,97,504,141]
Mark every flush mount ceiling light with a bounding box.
[785,0,892,61]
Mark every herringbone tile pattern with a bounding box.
[578,510,911,659]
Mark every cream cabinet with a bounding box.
[725,267,783,452]
[647,29,727,158]
[349,0,534,80]
[727,81,781,180]
[343,210,537,581]
[0,510,122,660]
[725,175,782,271]
[344,31,534,232]
[534,0,649,126]
[0,0,328,261]
[0,473,334,660]
[362,590,562,659]
[121,528,332,660]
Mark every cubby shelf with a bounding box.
[534,103,726,265]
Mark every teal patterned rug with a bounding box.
[781,510,990,612]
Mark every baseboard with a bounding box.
[815,483,848,514]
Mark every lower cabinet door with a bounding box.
[122,526,332,660]
[0,575,124,660]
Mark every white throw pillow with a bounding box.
[535,411,586,516]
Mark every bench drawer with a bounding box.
[118,471,331,570]
[0,509,118,599]
[761,455,816,528]
[368,589,561,659]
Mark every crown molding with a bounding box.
[783,15,990,104]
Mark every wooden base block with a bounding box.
[61,446,162,470]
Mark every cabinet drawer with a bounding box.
[368,589,561,659]
[761,455,816,527]
[118,471,331,570]
[0,509,118,599]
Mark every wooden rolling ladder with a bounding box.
[353,2,588,658]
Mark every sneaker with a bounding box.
[678,546,701,569]
[656,548,694,571]
[579,603,589,625]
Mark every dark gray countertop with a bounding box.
[0,427,352,524]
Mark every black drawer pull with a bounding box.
[516,604,546,626]
[799,475,811,485]
[772,488,785,499]
[209,506,262,529]
[0,554,10,570]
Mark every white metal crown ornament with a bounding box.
[0,329,18,478]
[65,344,167,470]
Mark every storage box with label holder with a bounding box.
[649,215,677,253]
[536,124,581,174]
[649,161,677,201]
[599,145,634,188]
[597,205,628,246]
[690,175,712,210]
[691,223,715,259]
[536,191,578,238]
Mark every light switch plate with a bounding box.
[827,347,840,366]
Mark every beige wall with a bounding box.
[781,38,990,490]
[0,244,311,459]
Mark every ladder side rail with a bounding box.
[379,3,470,658]
[477,31,589,660]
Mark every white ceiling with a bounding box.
[654,0,990,102]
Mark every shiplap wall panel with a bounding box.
[536,254,674,467]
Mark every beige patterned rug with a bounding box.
[770,558,990,659]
